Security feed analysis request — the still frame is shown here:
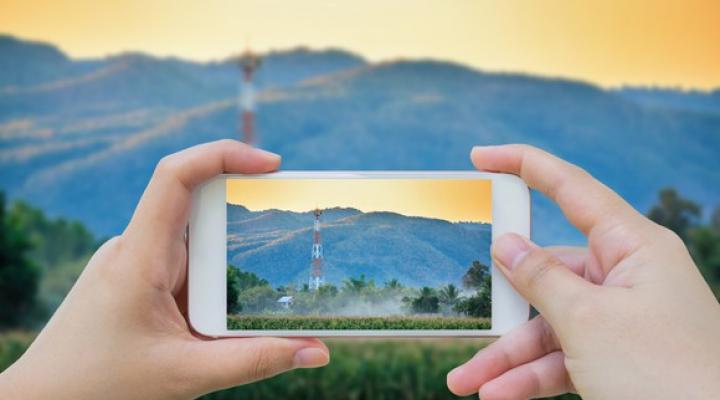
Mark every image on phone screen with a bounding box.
[226,178,492,330]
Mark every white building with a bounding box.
[277,296,294,309]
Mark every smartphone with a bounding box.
[188,171,529,337]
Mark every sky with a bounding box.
[226,179,493,223]
[1,0,719,89]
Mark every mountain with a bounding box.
[226,204,492,288]
[1,35,719,245]
[615,87,720,115]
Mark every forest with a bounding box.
[226,260,492,330]
[1,188,719,399]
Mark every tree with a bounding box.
[411,287,440,314]
[8,201,96,267]
[0,192,41,328]
[439,284,460,306]
[384,278,403,290]
[711,205,720,235]
[688,227,720,298]
[317,284,338,298]
[238,286,278,313]
[455,263,492,318]
[462,261,490,289]
[647,188,701,241]
[453,286,491,318]
[227,266,242,314]
[234,268,269,291]
[227,265,271,314]
[343,274,371,293]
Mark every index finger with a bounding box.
[471,144,643,236]
[126,139,281,242]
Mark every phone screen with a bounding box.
[226,178,492,330]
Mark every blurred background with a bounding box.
[1,1,719,398]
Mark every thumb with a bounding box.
[492,233,595,327]
[185,337,329,395]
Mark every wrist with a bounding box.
[0,363,25,398]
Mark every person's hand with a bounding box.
[0,140,330,400]
[447,144,720,399]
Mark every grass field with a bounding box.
[0,332,580,399]
[227,315,491,330]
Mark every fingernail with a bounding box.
[446,366,464,384]
[293,347,329,368]
[493,233,531,270]
[255,147,281,160]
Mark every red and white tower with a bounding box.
[238,49,261,144]
[309,208,324,290]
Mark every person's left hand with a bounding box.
[0,140,330,400]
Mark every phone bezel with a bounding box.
[188,171,530,337]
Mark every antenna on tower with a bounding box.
[236,44,261,145]
[309,208,324,290]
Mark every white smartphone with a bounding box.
[188,171,530,337]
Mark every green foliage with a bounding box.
[411,287,440,314]
[0,192,41,328]
[454,262,492,318]
[439,284,460,306]
[384,278,403,289]
[8,200,96,268]
[0,194,100,325]
[227,266,272,313]
[198,338,579,400]
[238,286,279,313]
[647,187,701,240]
[454,281,491,319]
[0,331,36,371]
[646,190,720,300]
[227,266,242,314]
[343,274,374,292]
[317,284,338,298]
[462,260,490,289]
[712,205,720,234]
[688,226,720,298]
[234,268,269,291]
[227,315,490,330]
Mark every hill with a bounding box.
[1,34,719,244]
[227,204,491,287]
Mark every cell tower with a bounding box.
[237,48,261,144]
[309,208,324,290]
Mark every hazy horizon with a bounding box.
[227,202,493,225]
[3,32,719,93]
[2,0,719,90]
[226,179,493,224]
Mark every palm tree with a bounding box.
[411,287,440,314]
[343,274,369,292]
[384,278,403,290]
[439,284,460,306]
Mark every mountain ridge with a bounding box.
[1,35,719,245]
[226,204,491,287]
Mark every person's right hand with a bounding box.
[447,144,720,399]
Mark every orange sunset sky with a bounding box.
[227,179,493,223]
[1,0,719,89]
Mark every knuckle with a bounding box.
[516,250,562,292]
[656,225,685,249]
[100,235,124,254]
[216,138,240,148]
[84,235,124,275]
[515,143,538,153]
[154,154,181,178]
